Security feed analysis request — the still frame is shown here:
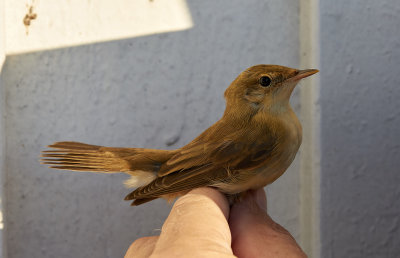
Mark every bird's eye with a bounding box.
[259,76,272,87]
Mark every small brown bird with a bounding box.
[41,65,318,206]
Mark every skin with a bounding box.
[125,187,306,258]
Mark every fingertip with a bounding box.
[229,188,269,243]
[125,236,158,258]
[187,187,230,219]
[229,189,306,258]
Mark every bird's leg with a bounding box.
[226,191,250,206]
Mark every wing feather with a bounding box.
[126,124,278,201]
[125,164,226,201]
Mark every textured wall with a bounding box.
[320,0,400,257]
[1,1,301,257]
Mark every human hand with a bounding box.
[125,187,306,258]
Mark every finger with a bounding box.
[151,187,234,257]
[229,188,306,258]
[125,236,159,258]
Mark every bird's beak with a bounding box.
[289,69,319,81]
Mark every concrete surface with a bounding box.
[0,0,6,252]
[0,1,302,257]
[319,0,400,257]
[298,0,321,256]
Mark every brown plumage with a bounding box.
[41,65,318,206]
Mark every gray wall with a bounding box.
[3,0,399,257]
[320,0,400,257]
[1,1,301,257]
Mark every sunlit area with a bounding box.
[0,0,5,67]
[4,0,193,55]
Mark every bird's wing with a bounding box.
[158,127,278,176]
[125,126,278,203]
[125,163,226,203]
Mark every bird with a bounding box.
[41,65,318,206]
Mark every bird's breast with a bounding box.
[258,108,302,182]
[213,108,302,194]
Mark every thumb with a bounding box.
[151,187,235,258]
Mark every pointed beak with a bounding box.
[290,69,319,81]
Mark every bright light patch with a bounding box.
[1,0,5,67]
[5,0,193,55]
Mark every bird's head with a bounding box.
[224,64,318,117]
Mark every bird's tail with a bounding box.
[41,141,174,187]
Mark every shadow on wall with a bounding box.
[1,1,300,258]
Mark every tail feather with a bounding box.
[48,141,102,150]
[41,141,178,205]
[41,141,173,173]
[42,142,130,172]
